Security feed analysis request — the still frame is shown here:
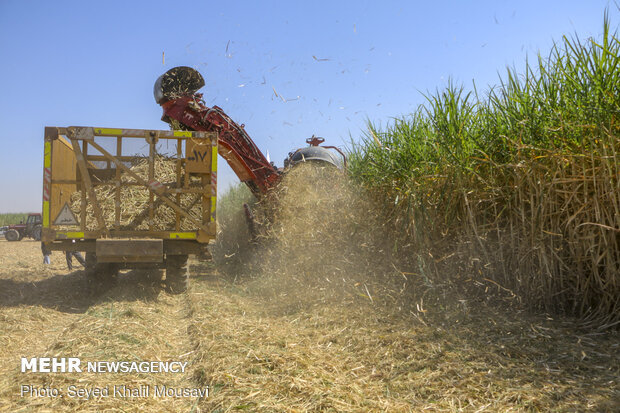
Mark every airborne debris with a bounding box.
[312,55,330,62]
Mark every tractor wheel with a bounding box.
[165,255,188,294]
[85,252,119,293]
[32,225,42,241]
[4,229,19,242]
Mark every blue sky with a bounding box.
[0,0,617,212]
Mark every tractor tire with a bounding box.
[165,255,188,294]
[32,225,42,241]
[4,229,19,242]
[85,252,119,293]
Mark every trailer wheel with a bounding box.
[165,255,188,294]
[85,252,119,293]
[4,229,19,242]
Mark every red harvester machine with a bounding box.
[153,66,346,197]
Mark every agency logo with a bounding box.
[21,358,188,373]
[21,358,81,373]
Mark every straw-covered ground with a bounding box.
[0,241,199,412]
[205,164,618,412]
[0,165,618,412]
[188,266,620,412]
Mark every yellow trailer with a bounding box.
[42,126,217,291]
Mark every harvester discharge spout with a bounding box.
[154,66,206,104]
[154,66,345,197]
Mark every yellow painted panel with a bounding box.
[43,201,50,227]
[173,131,192,137]
[57,231,84,239]
[44,141,51,168]
[211,145,218,172]
[169,232,197,239]
[52,137,77,180]
[50,138,78,225]
[95,128,123,136]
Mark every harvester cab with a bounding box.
[154,66,345,197]
[284,136,346,170]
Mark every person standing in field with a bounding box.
[66,240,85,270]
[41,242,51,264]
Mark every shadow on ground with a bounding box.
[0,269,166,313]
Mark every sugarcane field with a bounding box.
[1,2,619,412]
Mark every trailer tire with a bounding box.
[4,229,19,242]
[85,253,119,293]
[165,255,188,294]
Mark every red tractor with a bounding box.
[2,213,42,241]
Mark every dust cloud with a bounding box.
[213,163,409,314]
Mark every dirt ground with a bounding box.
[0,240,618,412]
